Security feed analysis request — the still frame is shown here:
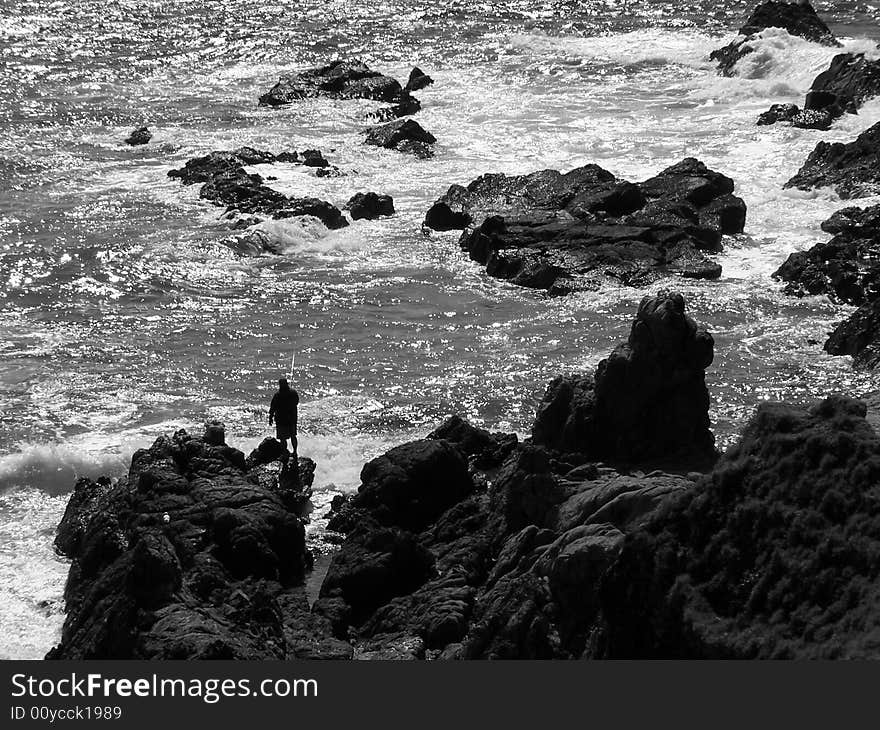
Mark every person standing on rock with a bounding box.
[269,378,299,457]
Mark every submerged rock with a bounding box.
[785,121,880,199]
[47,431,341,659]
[168,148,348,229]
[125,127,152,146]
[711,1,839,76]
[345,192,395,220]
[259,60,403,106]
[364,118,436,158]
[424,158,745,292]
[597,395,880,658]
[532,292,717,468]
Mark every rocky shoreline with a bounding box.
[42,1,880,660]
[47,292,880,659]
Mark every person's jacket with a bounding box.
[270,388,299,428]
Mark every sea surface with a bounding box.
[2,0,880,659]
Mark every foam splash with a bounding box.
[508,29,718,69]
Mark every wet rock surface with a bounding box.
[345,192,395,220]
[364,118,436,158]
[405,67,434,92]
[776,205,880,370]
[423,158,745,292]
[785,121,880,199]
[259,60,404,106]
[711,1,839,76]
[531,292,717,468]
[125,127,152,146]
[46,428,341,659]
[758,53,880,131]
[168,148,348,229]
[49,293,880,658]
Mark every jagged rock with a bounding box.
[319,523,435,625]
[359,570,475,649]
[427,415,518,470]
[774,204,880,305]
[532,292,716,467]
[761,54,880,130]
[825,299,880,369]
[168,149,348,229]
[125,127,152,146]
[757,103,800,126]
[352,439,473,530]
[406,67,434,92]
[785,121,880,199]
[345,192,395,220]
[711,2,839,76]
[259,60,403,106]
[424,159,745,292]
[364,119,436,158]
[55,477,114,557]
[47,429,340,659]
[808,53,880,116]
[597,395,880,658]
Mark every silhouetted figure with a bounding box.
[269,378,299,456]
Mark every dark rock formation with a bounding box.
[424,158,746,292]
[406,67,434,92]
[259,60,403,106]
[532,292,716,467]
[46,431,349,659]
[775,205,880,370]
[711,2,839,76]
[785,122,880,199]
[825,300,880,369]
[757,103,800,126]
[364,119,436,158]
[775,205,880,306]
[367,91,423,122]
[168,148,347,229]
[125,127,152,146]
[597,395,880,658]
[49,292,880,659]
[313,293,708,658]
[758,54,880,131]
[345,192,395,220]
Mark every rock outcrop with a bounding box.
[315,293,710,658]
[758,54,880,131]
[785,121,880,199]
[50,292,880,659]
[423,158,746,292]
[345,192,395,220]
[125,127,152,146]
[775,205,880,369]
[597,395,880,658]
[825,299,880,369]
[46,426,349,659]
[406,67,434,92]
[259,60,403,106]
[532,292,717,467]
[168,148,348,229]
[775,205,880,306]
[364,119,436,158]
[711,1,839,76]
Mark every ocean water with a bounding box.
[2,0,880,659]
